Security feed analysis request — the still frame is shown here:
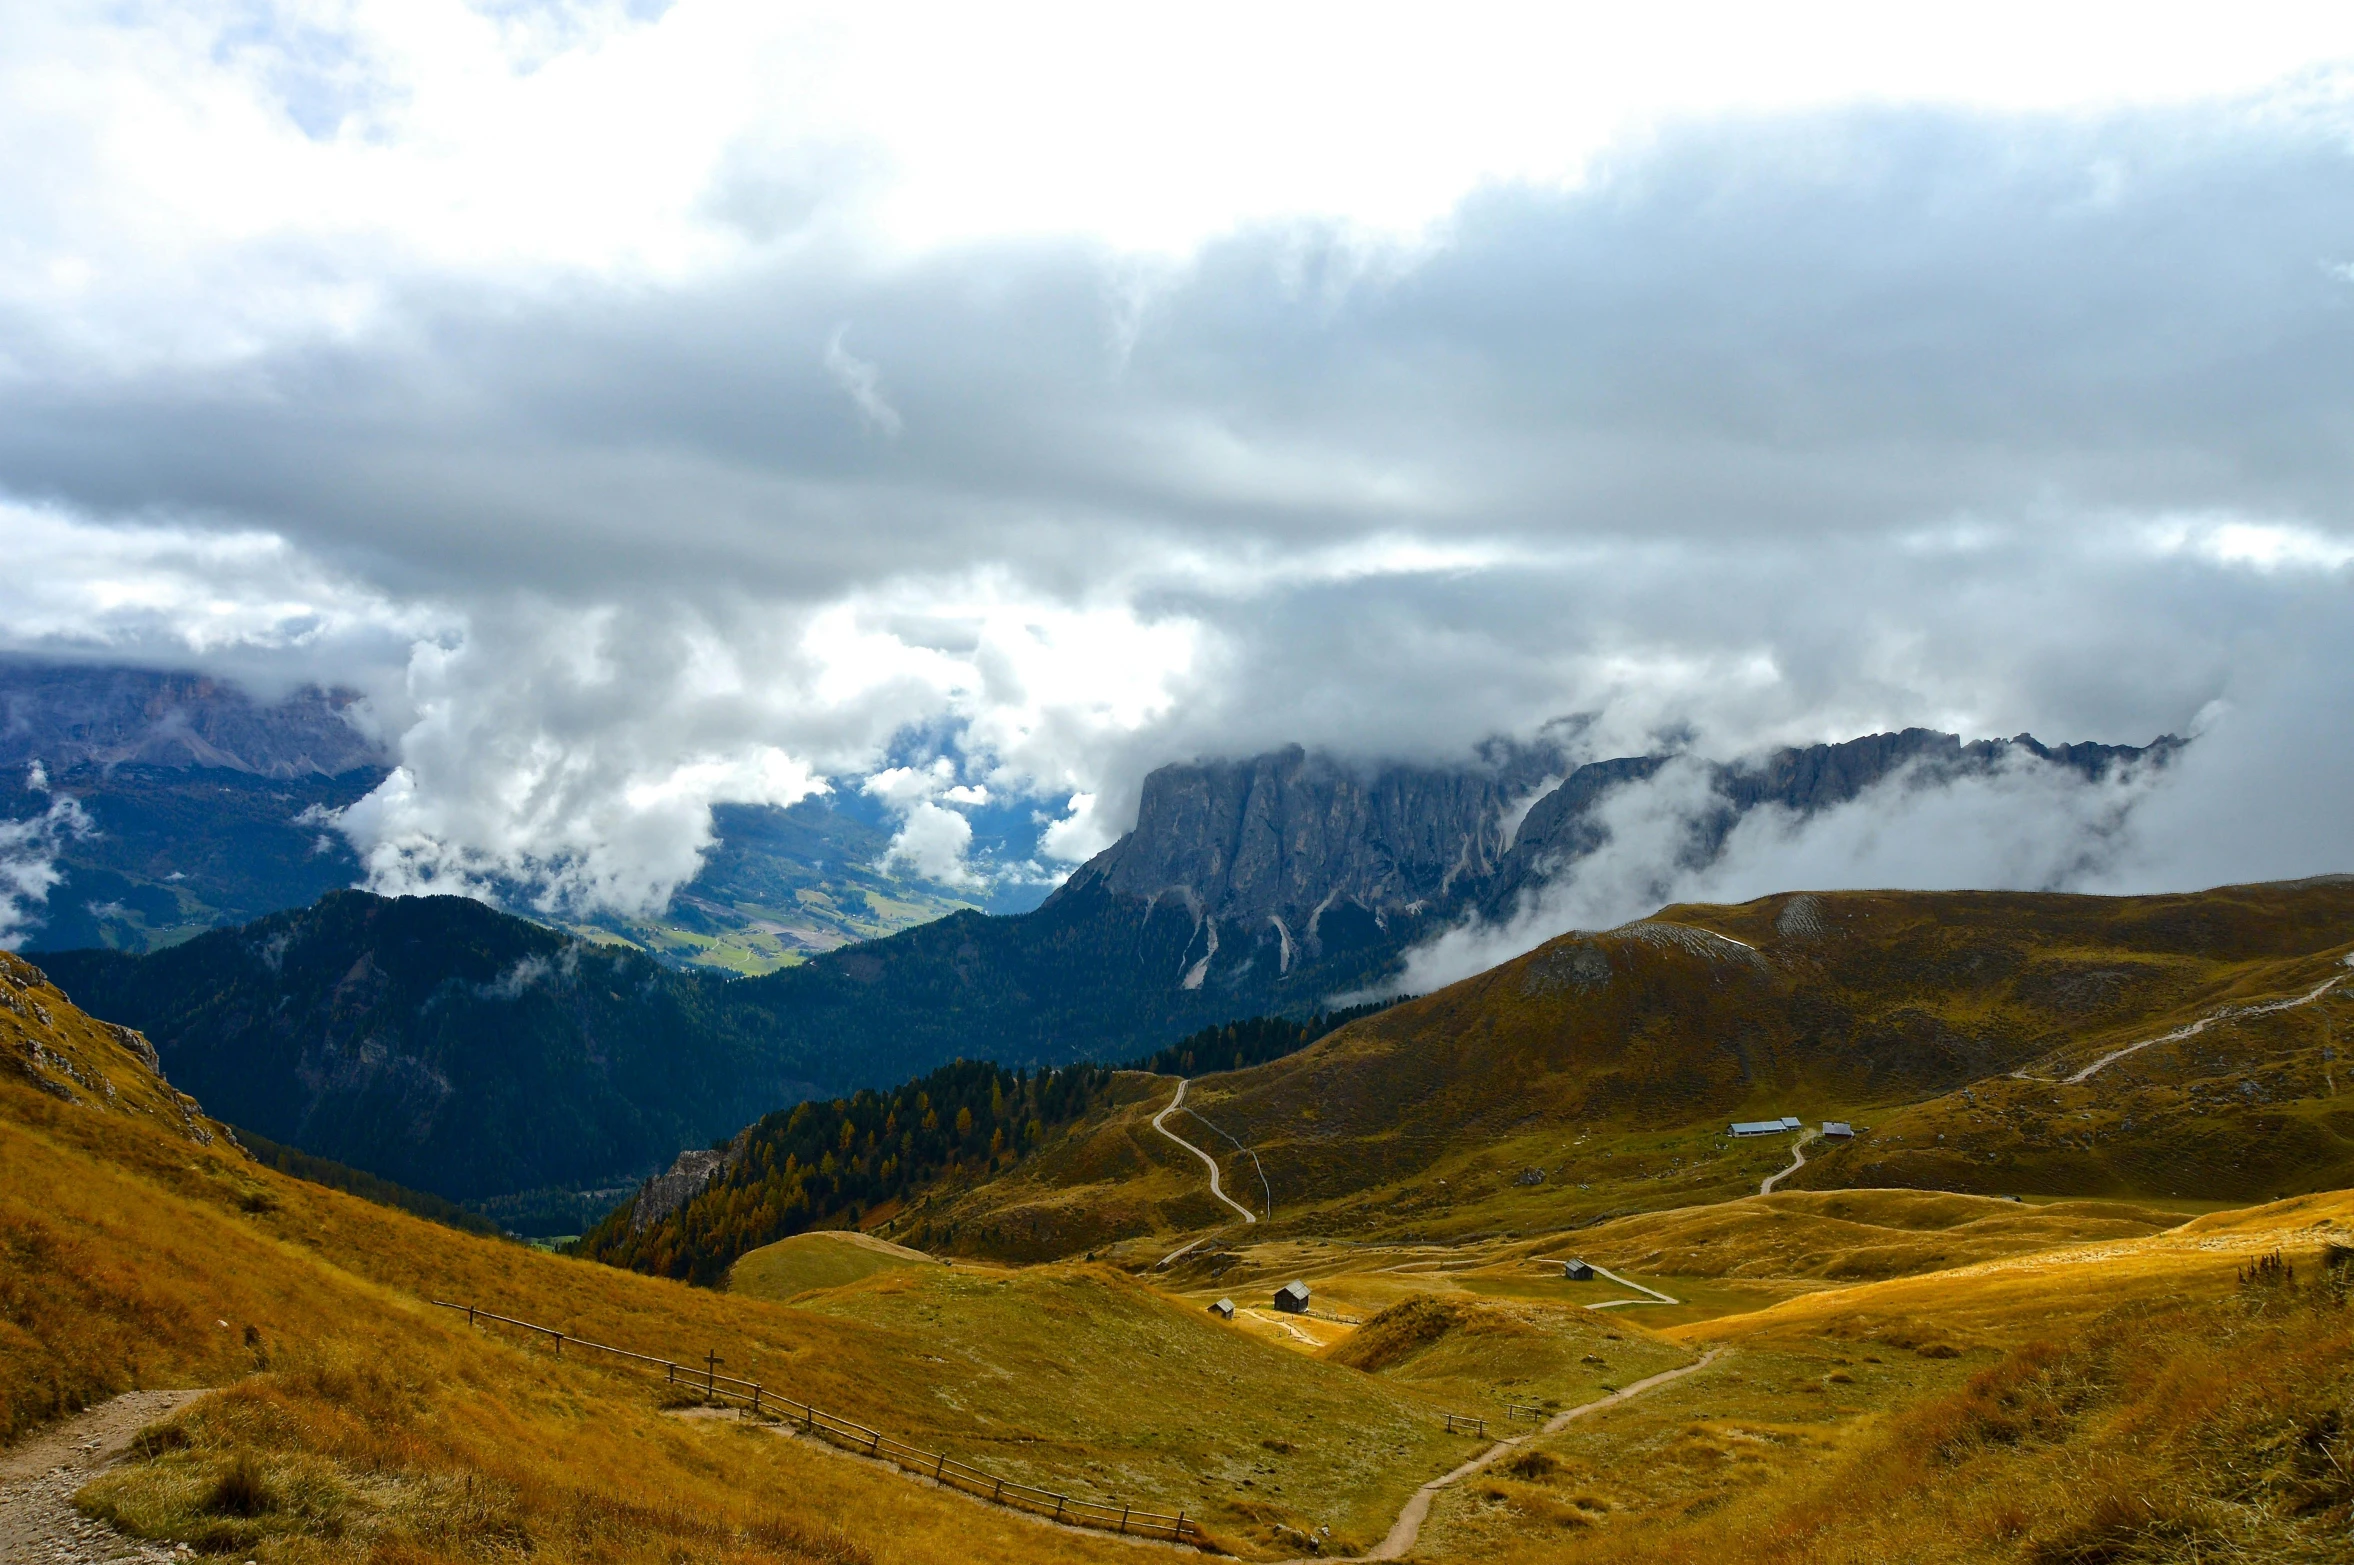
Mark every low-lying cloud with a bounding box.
[0,766,96,949]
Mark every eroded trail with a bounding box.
[1,1389,205,1565]
[1351,1351,1722,1561]
[1150,1078,1257,1225]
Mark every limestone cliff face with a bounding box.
[1048,727,2179,990]
[1049,742,1566,944]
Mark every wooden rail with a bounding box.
[1441,1411,1489,1438]
[435,1301,1208,1547]
[1502,1402,1547,1423]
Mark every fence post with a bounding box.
[869,1430,882,1456]
[751,1386,760,1416]
[1053,1496,1065,1521]
[992,1478,1003,1504]
[805,1405,814,1433]
[1175,1510,1186,1541]
[467,1304,476,1326]
[1119,1504,1129,1534]
[934,1452,946,1482]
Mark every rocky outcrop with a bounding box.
[630,1146,732,1233]
[1048,741,1568,950]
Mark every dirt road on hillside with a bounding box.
[1330,1350,1722,1562]
[1760,1128,1819,1195]
[1151,1079,1257,1225]
[1,1390,205,1564]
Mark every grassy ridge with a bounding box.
[921,882,2354,1260]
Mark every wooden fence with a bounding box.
[1441,1411,1490,1438]
[434,1301,1208,1547]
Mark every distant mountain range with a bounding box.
[29,717,2182,1225]
[0,660,1014,969]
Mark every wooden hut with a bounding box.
[1273,1280,1311,1314]
[1563,1259,1595,1281]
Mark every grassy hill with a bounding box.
[729,1230,938,1298]
[907,880,2354,1260]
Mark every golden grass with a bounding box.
[768,1256,1478,1554]
[1667,1188,2354,1351]
[1423,1266,2354,1563]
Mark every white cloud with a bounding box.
[878,800,978,886]
[0,774,96,949]
[862,759,993,886]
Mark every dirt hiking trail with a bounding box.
[1,1390,205,1565]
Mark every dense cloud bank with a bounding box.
[1,12,2350,924]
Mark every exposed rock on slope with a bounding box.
[0,948,228,1147]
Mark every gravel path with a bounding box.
[0,1390,205,1565]
[1150,1079,1257,1225]
[1347,1350,1723,1561]
[1760,1127,1819,1195]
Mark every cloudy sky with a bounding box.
[3,1,2352,921]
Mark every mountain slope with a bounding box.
[910,878,2354,1255]
[35,890,822,1202]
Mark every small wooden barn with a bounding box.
[1208,1298,1235,1320]
[1563,1259,1595,1281]
[1273,1280,1311,1314]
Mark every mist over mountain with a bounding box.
[0,660,1032,968]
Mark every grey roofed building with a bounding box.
[1273,1279,1311,1314]
[1822,1121,1855,1139]
[1208,1298,1235,1319]
[1563,1259,1595,1281]
[1729,1115,1803,1137]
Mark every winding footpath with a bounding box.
[1348,1350,1723,1561]
[1759,1127,1819,1195]
[1150,1079,1257,1225]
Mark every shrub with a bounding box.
[205,1453,276,1518]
